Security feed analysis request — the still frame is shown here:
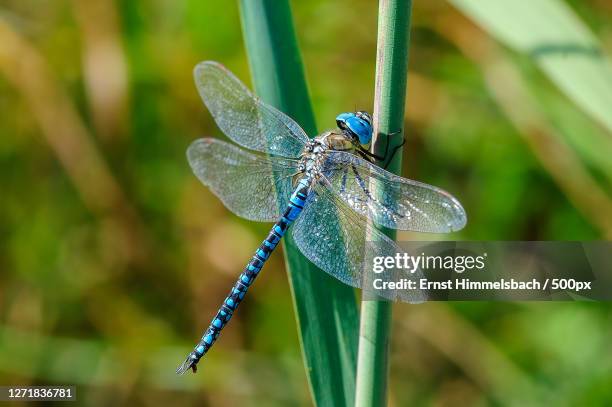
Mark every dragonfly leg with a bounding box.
[381,130,406,170]
[355,148,376,164]
[358,130,405,170]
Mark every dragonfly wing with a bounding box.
[187,138,299,222]
[322,151,467,233]
[291,179,426,303]
[194,61,309,158]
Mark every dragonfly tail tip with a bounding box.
[176,355,198,375]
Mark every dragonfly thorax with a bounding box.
[298,138,330,179]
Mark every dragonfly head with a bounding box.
[336,111,373,146]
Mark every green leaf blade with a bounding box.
[238,1,358,406]
[450,0,612,134]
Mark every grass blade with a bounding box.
[355,1,412,406]
[238,2,359,406]
[449,0,612,134]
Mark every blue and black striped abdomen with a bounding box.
[176,178,311,374]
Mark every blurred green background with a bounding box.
[1,0,612,405]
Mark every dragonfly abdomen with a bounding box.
[177,177,312,374]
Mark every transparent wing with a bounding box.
[187,138,299,222]
[291,179,427,303]
[322,151,467,233]
[194,61,309,158]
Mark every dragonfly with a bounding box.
[177,61,467,374]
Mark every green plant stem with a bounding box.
[239,2,359,406]
[355,1,412,406]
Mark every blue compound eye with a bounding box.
[336,112,373,145]
[353,120,372,144]
[335,112,352,130]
